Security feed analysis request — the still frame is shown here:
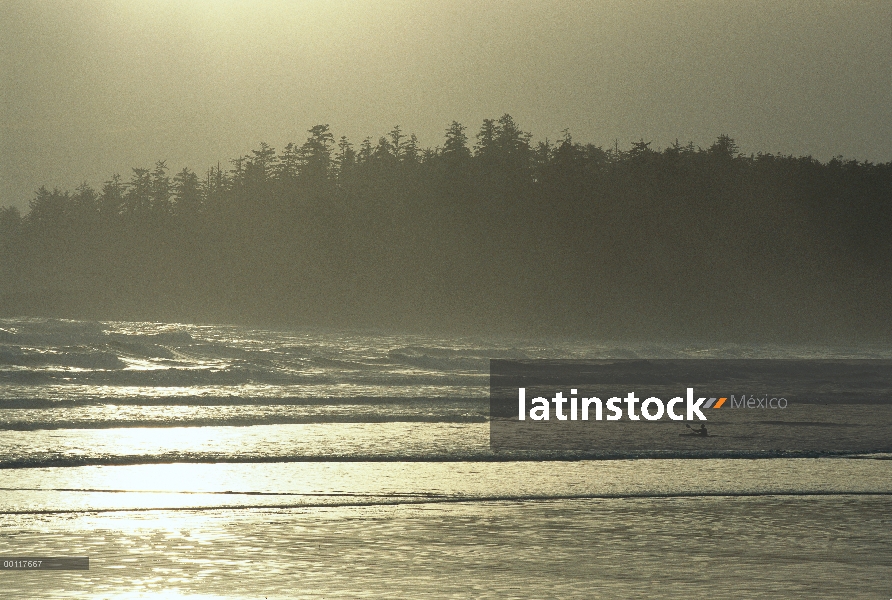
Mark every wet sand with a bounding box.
[3,495,890,599]
[2,458,891,598]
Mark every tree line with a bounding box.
[1,115,891,340]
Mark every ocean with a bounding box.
[1,317,890,598]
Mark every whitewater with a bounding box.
[1,317,890,598]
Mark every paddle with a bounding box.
[685,423,708,436]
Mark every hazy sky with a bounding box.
[2,0,890,210]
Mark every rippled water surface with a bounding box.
[4,495,891,599]
[2,318,890,598]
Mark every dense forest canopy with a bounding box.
[2,116,891,340]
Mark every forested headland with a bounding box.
[2,115,891,340]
